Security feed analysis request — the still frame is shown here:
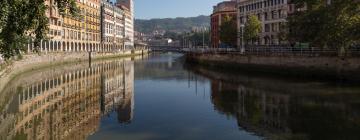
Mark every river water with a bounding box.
[0,53,359,140]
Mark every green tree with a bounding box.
[0,0,79,60]
[219,16,237,47]
[288,0,360,52]
[244,15,261,44]
[278,22,289,44]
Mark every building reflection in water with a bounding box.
[0,58,134,140]
[208,77,360,140]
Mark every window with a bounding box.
[265,12,268,20]
[265,24,270,32]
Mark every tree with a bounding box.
[278,22,289,44]
[244,15,261,44]
[288,0,360,52]
[219,16,237,47]
[0,0,79,60]
[180,30,210,47]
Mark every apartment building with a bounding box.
[62,0,101,51]
[237,0,292,46]
[101,0,125,52]
[116,0,134,49]
[31,0,134,53]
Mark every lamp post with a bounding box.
[240,24,245,54]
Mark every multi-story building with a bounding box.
[101,0,125,52]
[43,0,63,52]
[211,0,237,48]
[116,0,134,49]
[31,0,135,53]
[237,0,292,46]
[62,0,101,51]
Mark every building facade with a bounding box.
[62,0,101,51]
[28,0,134,53]
[210,0,237,48]
[237,0,293,46]
[101,0,125,52]
[116,0,135,49]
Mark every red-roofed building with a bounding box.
[211,0,237,48]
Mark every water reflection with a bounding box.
[0,58,135,140]
[1,53,360,140]
[190,65,360,140]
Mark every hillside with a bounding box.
[135,15,210,33]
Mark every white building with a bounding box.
[117,0,134,49]
[237,0,294,46]
[101,0,125,51]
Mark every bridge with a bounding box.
[149,45,211,53]
[149,45,187,52]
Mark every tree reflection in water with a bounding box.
[191,65,360,140]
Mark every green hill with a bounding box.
[135,15,210,33]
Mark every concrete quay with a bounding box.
[186,53,360,81]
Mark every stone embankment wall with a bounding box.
[0,49,148,93]
[186,54,360,81]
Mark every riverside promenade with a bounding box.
[186,46,360,81]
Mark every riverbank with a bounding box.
[0,50,149,93]
[186,53,360,81]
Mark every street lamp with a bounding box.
[240,24,245,54]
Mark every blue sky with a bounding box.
[134,0,224,19]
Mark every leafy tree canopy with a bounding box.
[288,0,360,49]
[0,0,78,59]
[244,15,262,44]
[219,16,237,47]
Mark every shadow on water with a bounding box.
[185,61,360,140]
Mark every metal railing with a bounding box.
[187,45,360,57]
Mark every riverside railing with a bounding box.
[187,45,360,57]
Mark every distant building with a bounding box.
[211,0,237,48]
[148,38,175,46]
[191,26,209,33]
[135,31,148,42]
[236,0,295,46]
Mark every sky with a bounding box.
[134,0,224,19]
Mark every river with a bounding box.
[0,53,359,140]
